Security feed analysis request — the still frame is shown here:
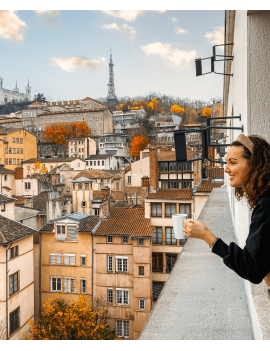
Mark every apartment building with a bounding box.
[39,212,99,306]
[0,128,37,170]
[85,154,118,171]
[72,170,122,214]
[39,200,154,340]
[144,189,193,297]
[68,136,96,160]
[0,216,35,339]
[21,97,113,140]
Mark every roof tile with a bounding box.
[145,189,193,199]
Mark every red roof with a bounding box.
[145,189,193,199]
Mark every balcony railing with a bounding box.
[139,188,254,340]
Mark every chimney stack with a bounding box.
[149,148,159,192]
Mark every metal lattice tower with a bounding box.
[106,49,119,104]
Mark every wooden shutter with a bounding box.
[67,226,77,241]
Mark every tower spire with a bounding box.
[106,49,118,105]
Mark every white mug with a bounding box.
[172,214,189,240]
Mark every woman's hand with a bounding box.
[183,220,216,245]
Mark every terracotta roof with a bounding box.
[110,191,125,201]
[145,189,193,199]
[94,207,154,237]
[23,157,82,164]
[81,97,108,108]
[73,169,120,180]
[0,128,37,137]
[158,150,193,161]
[208,167,225,179]
[0,194,17,203]
[196,180,224,192]
[93,190,103,200]
[0,215,36,245]
[30,101,42,106]
[78,216,100,232]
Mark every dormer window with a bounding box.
[57,225,65,241]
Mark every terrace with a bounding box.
[139,188,261,340]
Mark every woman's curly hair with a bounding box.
[231,135,270,209]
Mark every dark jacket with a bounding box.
[212,191,270,284]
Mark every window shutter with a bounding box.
[70,255,75,265]
[67,226,77,241]
[56,254,62,265]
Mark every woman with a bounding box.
[183,134,270,284]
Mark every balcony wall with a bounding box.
[139,188,254,340]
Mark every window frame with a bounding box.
[63,277,76,293]
[9,271,19,297]
[50,277,62,292]
[116,288,129,305]
[138,266,144,276]
[115,256,128,273]
[63,254,75,266]
[138,238,144,246]
[116,320,129,338]
[122,236,128,244]
[165,203,176,217]
[50,253,62,265]
[107,235,113,243]
[139,299,145,310]
[80,255,86,266]
[151,203,162,217]
[56,225,66,241]
[9,307,20,336]
[80,278,86,294]
[107,255,113,272]
[107,288,113,304]
[152,227,162,244]
[152,253,163,273]
[165,227,177,245]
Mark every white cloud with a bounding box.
[175,27,189,35]
[171,17,178,22]
[141,42,196,66]
[102,23,136,40]
[102,10,166,21]
[205,26,224,49]
[0,10,26,42]
[49,56,106,72]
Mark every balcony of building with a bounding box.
[139,187,270,340]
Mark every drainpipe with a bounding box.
[39,233,42,318]
[223,10,227,111]
[92,234,94,304]
[5,243,12,340]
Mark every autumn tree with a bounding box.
[27,294,117,340]
[202,107,212,117]
[42,121,92,145]
[171,104,185,115]
[129,135,149,160]
[30,161,47,174]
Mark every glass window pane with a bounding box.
[157,204,162,216]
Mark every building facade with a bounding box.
[0,78,31,105]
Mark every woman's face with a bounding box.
[224,146,251,188]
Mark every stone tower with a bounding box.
[25,78,31,99]
[106,49,118,105]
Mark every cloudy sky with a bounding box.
[0,9,225,102]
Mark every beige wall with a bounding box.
[0,173,15,197]
[40,228,93,306]
[130,157,150,187]
[0,201,15,220]
[0,235,34,340]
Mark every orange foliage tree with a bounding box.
[129,135,149,160]
[42,121,92,145]
[171,104,185,115]
[27,294,118,340]
[30,161,47,174]
[202,107,211,117]
[116,104,123,111]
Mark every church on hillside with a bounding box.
[0,76,31,105]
